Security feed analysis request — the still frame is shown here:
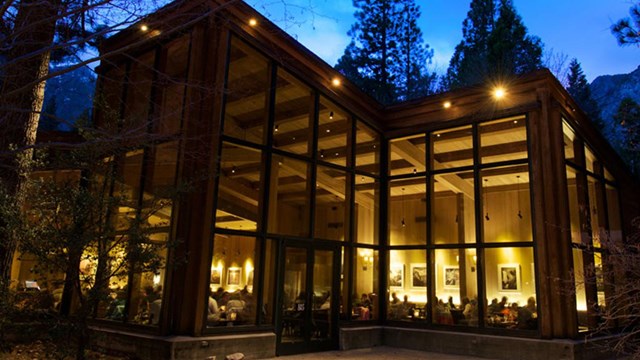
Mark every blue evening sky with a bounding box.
[250,0,639,82]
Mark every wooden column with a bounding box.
[529,87,577,339]
[165,18,227,335]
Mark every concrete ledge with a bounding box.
[382,327,621,360]
[91,326,276,360]
[340,326,383,350]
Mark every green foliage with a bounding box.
[615,97,640,176]
[444,0,542,90]
[335,0,435,104]
[611,3,640,47]
[566,58,604,131]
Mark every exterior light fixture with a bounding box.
[332,78,341,86]
[493,87,506,99]
[274,125,279,133]
[443,101,452,109]
[249,18,258,26]
[140,25,149,32]
[329,111,334,120]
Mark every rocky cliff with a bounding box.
[591,65,640,130]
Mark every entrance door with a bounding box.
[277,244,340,355]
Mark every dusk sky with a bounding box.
[251,0,639,82]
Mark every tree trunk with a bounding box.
[0,0,61,284]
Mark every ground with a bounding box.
[0,341,127,360]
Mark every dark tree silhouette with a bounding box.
[335,0,435,104]
[611,2,640,46]
[566,58,604,131]
[444,0,542,90]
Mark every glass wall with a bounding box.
[212,35,383,333]
[563,120,622,332]
[91,34,189,326]
[387,114,536,331]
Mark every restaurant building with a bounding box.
[11,0,640,359]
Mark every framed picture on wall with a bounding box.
[498,264,520,291]
[443,266,460,289]
[210,268,222,286]
[410,263,427,288]
[227,267,241,286]
[389,264,404,289]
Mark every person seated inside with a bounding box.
[208,295,221,323]
[355,293,371,320]
[225,293,246,321]
[516,296,538,330]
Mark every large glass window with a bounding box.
[481,166,532,243]
[267,155,310,237]
[215,142,263,231]
[318,97,350,167]
[356,121,380,174]
[431,126,473,170]
[207,235,259,327]
[155,37,190,135]
[314,165,349,241]
[353,248,379,321]
[484,247,537,330]
[355,176,379,245]
[433,248,478,327]
[389,134,425,176]
[432,170,475,245]
[223,37,270,144]
[387,249,427,321]
[388,178,426,246]
[273,69,313,156]
[480,116,528,164]
[124,51,155,133]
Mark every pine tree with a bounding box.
[611,3,640,46]
[487,0,542,79]
[566,59,604,131]
[335,0,435,104]
[444,0,495,89]
[393,1,436,101]
[615,97,640,175]
[444,0,542,90]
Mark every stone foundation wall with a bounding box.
[91,327,276,360]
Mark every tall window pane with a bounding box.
[268,155,310,237]
[484,247,537,330]
[223,37,269,144]
[433,249,478,327]
[216,142,262,231]
[387,250,427,322]
[356,121,380,174]
[155,37,189,135]
[124,51,155,133]
[389,178,426,246]
[432,170,476,245]
[562,120,577,164]
[567,167,582,244]
[480,116,528,164]
[389,134,425,176]
[353,248,379,320]
[482,166,532,243]
[318,97,350,167]
[273,69,313,156]
[314,165,349,241]
[207,235,259,327]
[355,176,379,245]
[431,126,473,170]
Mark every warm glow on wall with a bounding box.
[493,87,506,99]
